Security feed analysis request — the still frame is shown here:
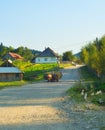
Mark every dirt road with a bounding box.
[0,66,105,130]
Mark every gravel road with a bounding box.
[0,66,105,130]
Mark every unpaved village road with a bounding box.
[0,66,105,130]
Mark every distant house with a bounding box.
[3,52,23,61]
[0,60,14,67]
[32,47,59,63]
[0,67,23,81]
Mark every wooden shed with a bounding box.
[0,67,23,81]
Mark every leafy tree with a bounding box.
[81,47,89,64]
[81,35,105,79]
[15,46,24,55]
[8,46,14,52]
[0,43,38,61]
[23,47,34,61]
[99,47,105,75]
[0,43,8,58]
[62,51,74,61]
[14,46,34,61]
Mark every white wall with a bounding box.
[35,57,58,63]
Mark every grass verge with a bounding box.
[67,66,105,106]
[0,80,27,89]
[79,66,98,81]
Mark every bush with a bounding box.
[67,82,105,106]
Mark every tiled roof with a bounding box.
[0,67,23,73]
[38,47,58,57]
[9,52,22,59]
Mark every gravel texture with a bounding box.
[0,65,105,130]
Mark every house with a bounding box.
[0,60,14,67]
[32,47,59,63]
[3,52,23,61]
[0,67,23,81]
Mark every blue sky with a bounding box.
[0,0,105,54]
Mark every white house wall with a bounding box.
[35,57,58,63]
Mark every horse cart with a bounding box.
[44,71,62,82]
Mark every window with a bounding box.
[38,58,40,62]
[44,58,48,61]
[16,73,19,78]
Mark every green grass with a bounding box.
[23,63,59,81]
[13,61,73,81]
[0,80,27,89]
[67,66,105,106]
[13,61,60,81]
[14,61,74,81]
[100,127,105,130]
[67,82,86,102]
[59,63,72,68]
[79,66,98,81]
[67,82,105,106]
[0,61,70,88]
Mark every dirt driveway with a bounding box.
[0,66,105,130]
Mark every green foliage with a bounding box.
[67,82,105,105]
[13,61,59,81]
[67,65,105,106]
[91,94,105,106]
[0,43,9,58]
[67,82,85,102]
[24,63,59,80]
[0,42,40,61]
[14,46,34,61]
[81,36,105,79]
[62,51,74,61]
[100,127,105,130]
[13,60,32,70]
[0,80,26,88]
[59,63,72,68]
[79,66,98,81]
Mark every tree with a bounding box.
[8,46,14,52]
[81,47,89,64]
[81,36,105,78]
[0,43,8,58]
[23,47,34,61]
[62,51,74,61]
[14,46,34,61]
[15,46,24,55]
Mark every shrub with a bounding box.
[67,82,105,106]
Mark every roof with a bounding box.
[9,52,23,59]
[0,67,23,73]
[0,60,14,67]
[38,47,58,57]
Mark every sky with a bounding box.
[0,0,105,54]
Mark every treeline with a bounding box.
[81,35,105,79]
[0,43,41,61]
